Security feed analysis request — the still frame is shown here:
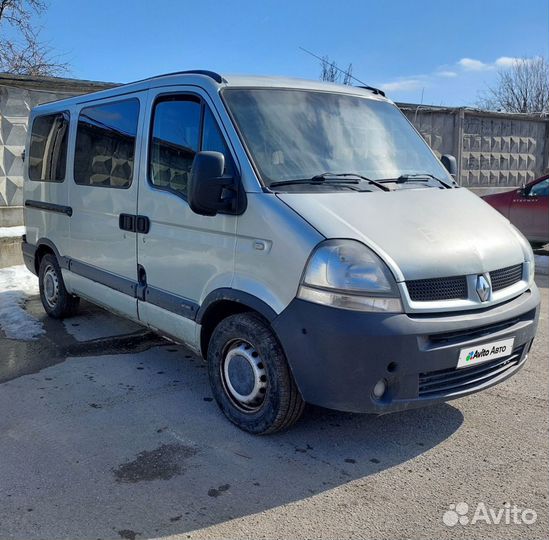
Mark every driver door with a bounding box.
[135,87,238,345]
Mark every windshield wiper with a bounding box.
[311,172,390,191]
[379,173,454,189]
[270,172,389,191]
[269,177,360,188]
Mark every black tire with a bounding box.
[207,312,304,434]
[38,253,80,319]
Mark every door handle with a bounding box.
[136,215,150,234]
[119,214,150,233]
[119,213,135,232]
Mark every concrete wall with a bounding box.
[400,104,549,196]
[0,74,548,226]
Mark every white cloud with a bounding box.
[495,56,541,68]
[457,58,492,71]
[495,56,519,67]
[377,55,539,97]
[379,78,423,92]
[437,70,458,78]
[456,56,537,72]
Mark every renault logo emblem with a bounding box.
[476,275,491,302]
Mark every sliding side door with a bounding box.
[67,93,147,319]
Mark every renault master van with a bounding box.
[22,71,540,433]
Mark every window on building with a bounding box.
[74,98,140,188]
[28,112,70,182]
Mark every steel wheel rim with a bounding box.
[220,338,268,413]
[43,264,60,309]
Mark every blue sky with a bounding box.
[35,0,549,106]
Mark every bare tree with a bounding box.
[319,55,353,85]
[478,57,549,114]
[342,63,353,86]
[0,0,68,76]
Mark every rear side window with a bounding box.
[74,99,140,188]
[28,112,69,182]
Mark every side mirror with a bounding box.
[441,154,457,178]
[187,151,235,216]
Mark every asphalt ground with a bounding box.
[0,277,547,540]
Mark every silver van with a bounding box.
[22,71,540,433]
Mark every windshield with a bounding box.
[223,88,453,190]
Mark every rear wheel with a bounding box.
[207,312,304,434]
[38,253,79,318]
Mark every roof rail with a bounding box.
[133,70,227,85]
[358,85,386,97]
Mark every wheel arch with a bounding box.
[34,238,66,275]
[197,288,278,358]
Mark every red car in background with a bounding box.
[483,174,549,247]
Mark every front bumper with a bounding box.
[272,286,540,414]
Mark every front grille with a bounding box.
[490,264,523,292]
[429,316,521,345]
[407,276,468,302]
[406,263,524,303]
[418,345,524,398]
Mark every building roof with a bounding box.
[0,72,116,94]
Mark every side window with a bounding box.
[529,178,549,197]
[28,112,69,182]
[149,97,201,197]
[74,99,140,188]
[202,107,235,177]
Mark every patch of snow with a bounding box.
[0,265,44,341]
[535,254,549,276]
[0,226,26,238]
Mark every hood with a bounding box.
[278,188,527,281]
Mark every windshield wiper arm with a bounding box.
[379,173,453,189]
[269,172,391,191]
[399,173,454,188]
[310,172,390,192]
[269,177,360,188]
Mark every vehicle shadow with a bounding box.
[0,330,465,540]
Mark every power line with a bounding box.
[299,46,369,87]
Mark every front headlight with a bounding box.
[297,239,403,312]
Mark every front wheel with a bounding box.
[38,253,80,319]
[207,313,304,434]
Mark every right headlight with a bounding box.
[297,239,403,312]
